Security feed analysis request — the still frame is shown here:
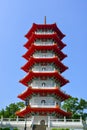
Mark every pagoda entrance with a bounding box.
[32,119,46,130]
[32,125,46,130]
[40,120,45,125]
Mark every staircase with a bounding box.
[33,125,46,130]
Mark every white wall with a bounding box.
[31,78,57,88]
[33,116,48,125]
[33,51,55,58]
[30,96,61,107]
[32,64,55,72]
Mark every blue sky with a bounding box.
[0,0,87,110]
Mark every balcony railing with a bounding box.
[33,54,55,58]
[30,103,56,108]
[35,31,54,34]
[34,42,54,46]
[0,116,86,129]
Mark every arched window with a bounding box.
[41,100,46,105]
[42,82,46,87]
[40,120,45,125]
[42,67,46,71]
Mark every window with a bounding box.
[42,67,46,71]
[41,100,46,105]
[42,82,46,87]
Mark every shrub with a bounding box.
[2,128,10,130]
[52,128,69,130]
[13,128,19,130]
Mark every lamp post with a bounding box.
[24,117,27,130]
[24,98,29,130]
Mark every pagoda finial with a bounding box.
[44,16,46,24]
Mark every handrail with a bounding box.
[0,117,87,129]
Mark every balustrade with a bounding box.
[0,116,87,129]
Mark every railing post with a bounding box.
[64,116,66,122]
[16,116,19,122]
[48,116,50,127]
[9,118,10,123]
[31,116,34,128]
[86,117,87,124]
[1,115,3,125]
[80,117,82,122]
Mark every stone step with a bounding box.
[33,125,46,130]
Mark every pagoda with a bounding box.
[16,18,71,125]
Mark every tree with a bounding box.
[0,102,24,118]
[0,109,5,117]
[16,102,25,109]
[62,97,87,120]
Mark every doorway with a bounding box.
[40,120,45,125]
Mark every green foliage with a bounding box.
[52,128,69,130]
[0,102,24,118]
[62,97,87,120]
[0,128,10,130]
[13,128,19,130]
[0,128,19,130]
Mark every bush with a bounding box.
[13,128,19,130]
[52,128,69,130]
[2,128,10,130]
[0,128,19,130]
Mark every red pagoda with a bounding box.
[16,18,71,125]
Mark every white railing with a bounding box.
[32,86,56,89]
[30,104,56,108]
[35,31,54,34]
[0,117,33,128]
[48,117,84,129]
[0,116,87,129]
[33,54,55,58]
[34,42,54,46]
[32,70,55,73]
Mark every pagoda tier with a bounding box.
[21,57,68,73]
[18,87,70,101]
[19,71,69,87]
[25,23,65,40]
[24,33,66,50]
[16,106,71,117]
[23,44,67,61]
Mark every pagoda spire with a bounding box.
[44,16,46,24]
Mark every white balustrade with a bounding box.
[0,116,87,129]
[34,42,54,46]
